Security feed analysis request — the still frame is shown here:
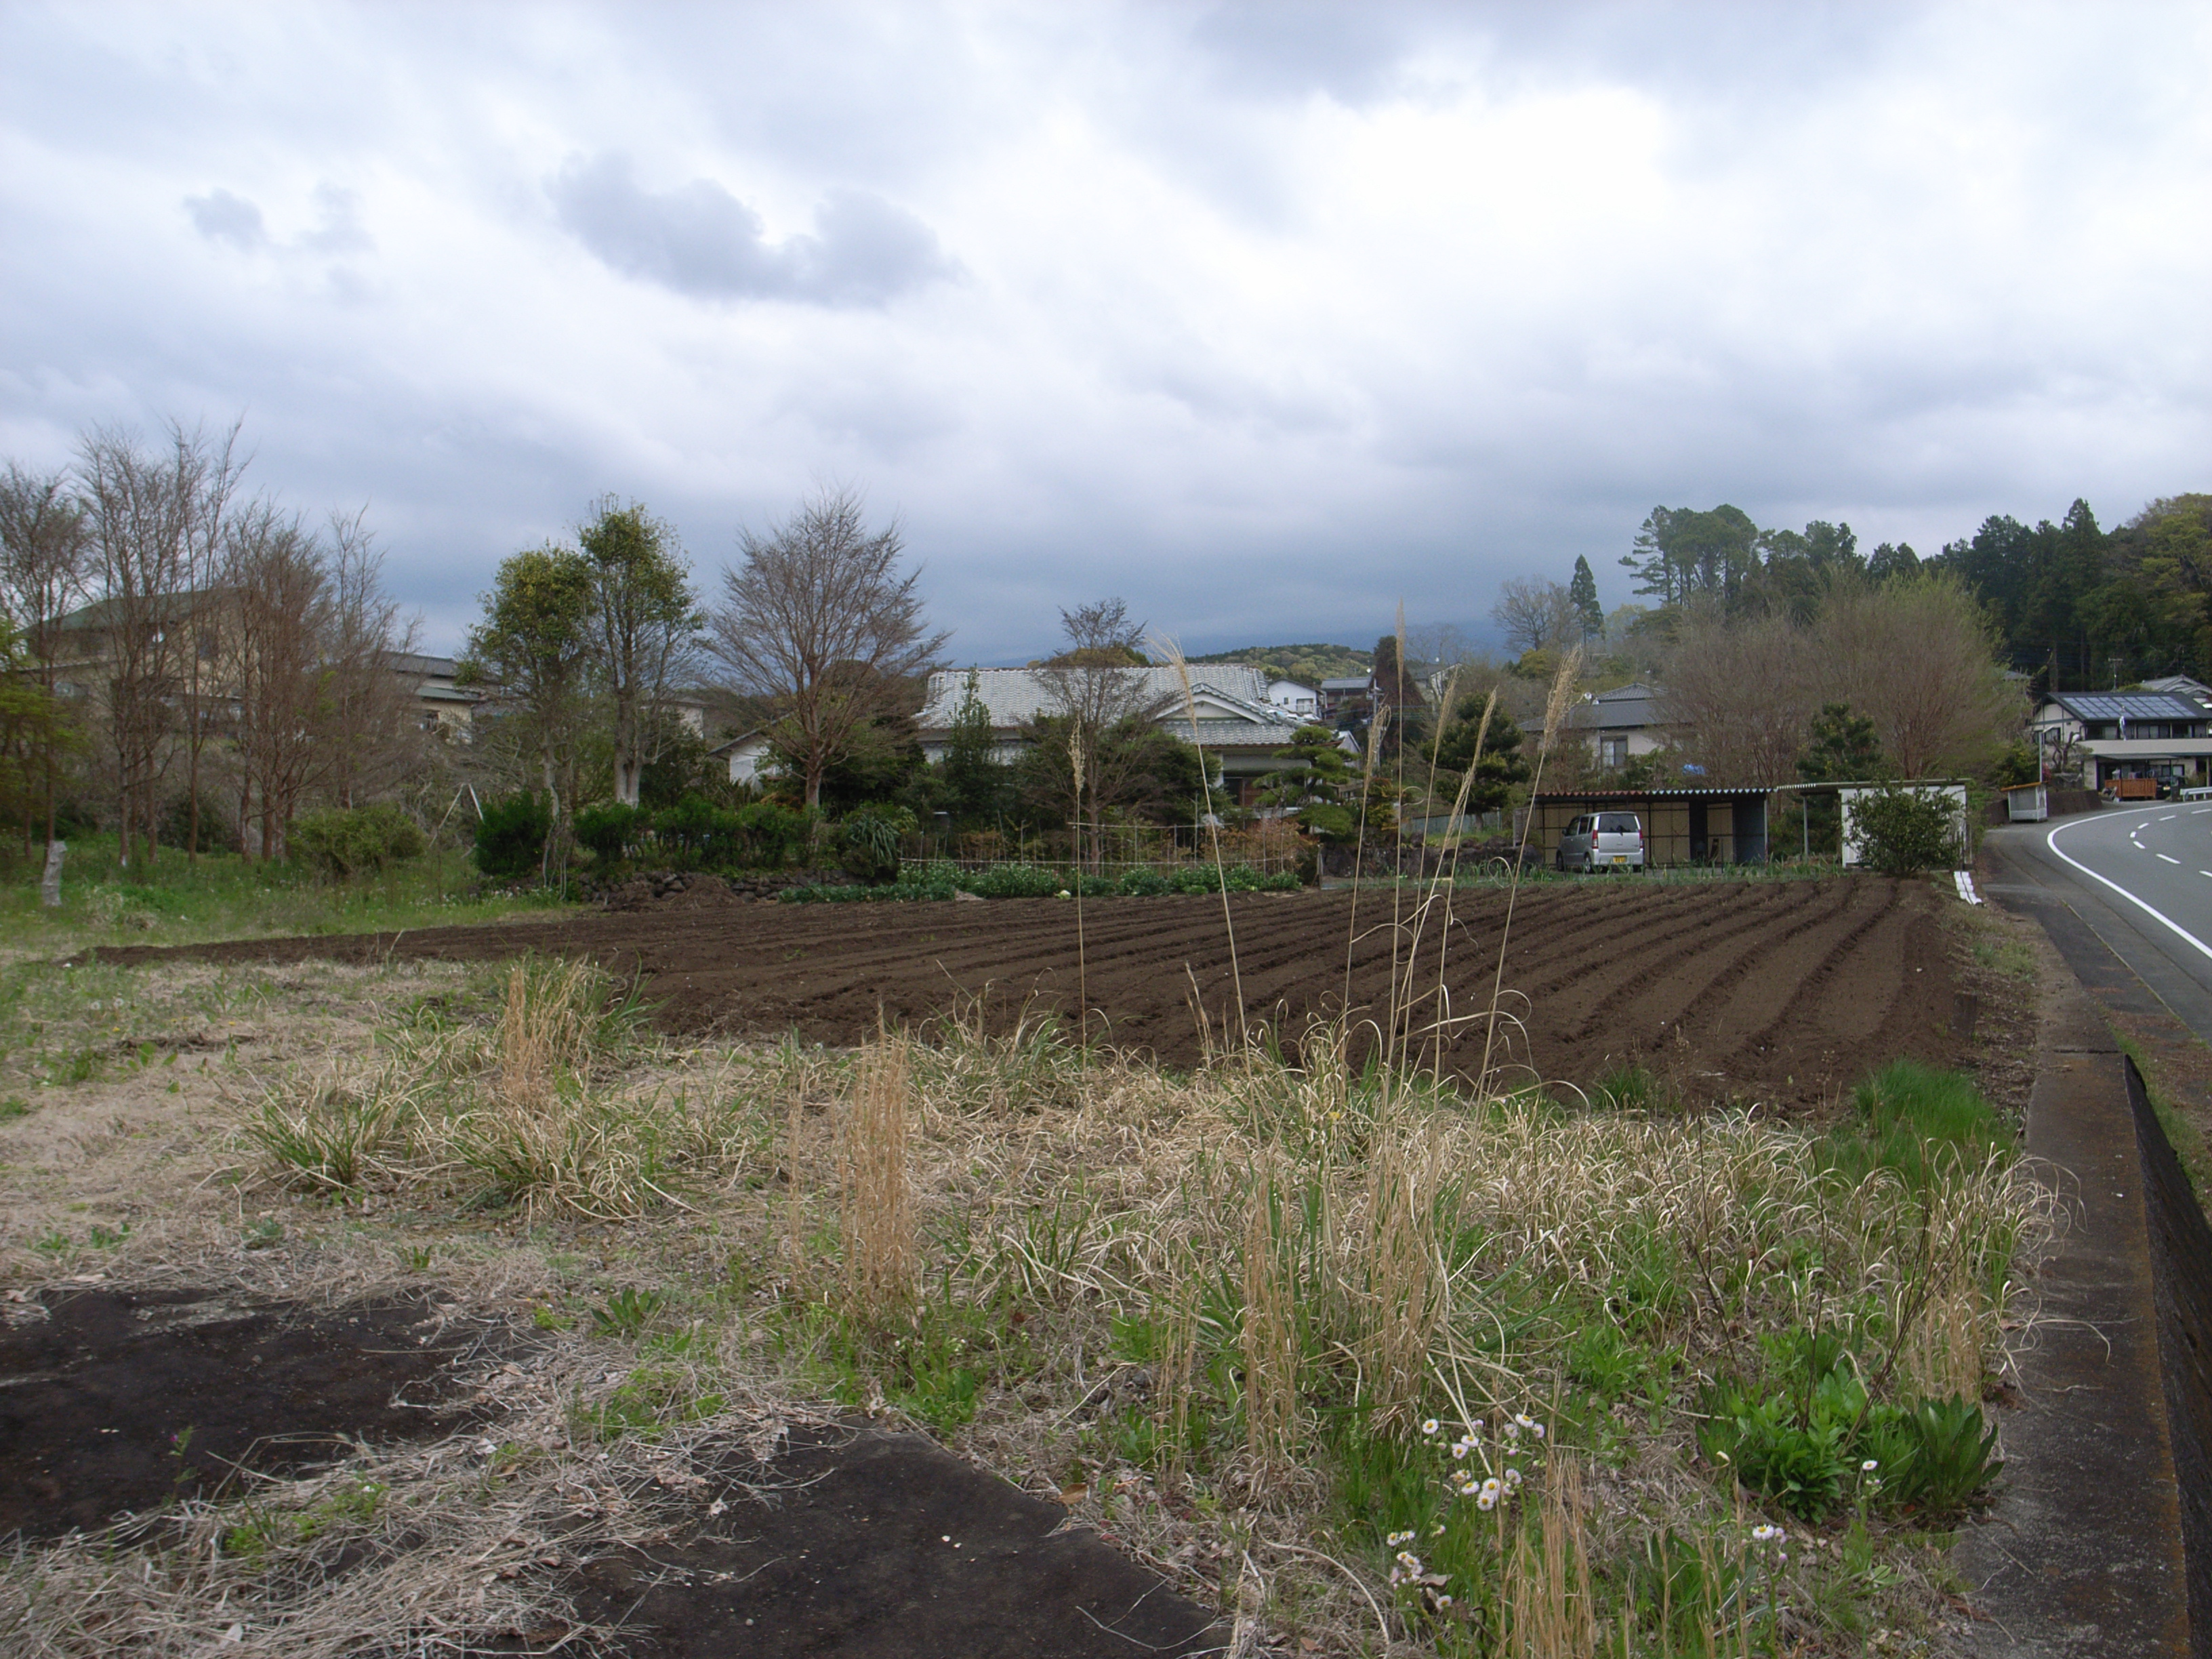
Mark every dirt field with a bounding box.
[104,875,1973,1111]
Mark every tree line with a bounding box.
[0,422,417,865]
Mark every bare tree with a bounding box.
[1035,606,1176,876]
[1490,576,1584,657]
[1816,574,2024,777]
[75,425,199,865]
[228,500,335,859]
[1038,598,1170,870]
[1657,607,1823,785]
[581,498,699,806]
[320,508,420,810]
[0,463,91,848]
[708,487,946,811]
[175,421,246,861]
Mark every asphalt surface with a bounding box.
[1983,807,2212,1045]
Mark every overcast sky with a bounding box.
[2,2,2207,663]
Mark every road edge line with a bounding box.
[2046,817,2212,962]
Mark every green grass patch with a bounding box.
[1,832,577,954]
[1824,1061,2011,1193]
[2112,1032,2212,1212]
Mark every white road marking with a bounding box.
[2161,814,2178,821]
[2139,821,2153,830]
[2159,853,2182,864]
[2047,818,2212,962]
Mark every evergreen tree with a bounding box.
[939,669,1008,827]
[1568,555,1604,638]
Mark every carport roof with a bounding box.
[1532,786,1777,800]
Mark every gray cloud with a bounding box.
[184,188,266,250]
[301,184,373,255]
[549,152,953,306]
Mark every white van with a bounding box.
[1556,811,1645,872]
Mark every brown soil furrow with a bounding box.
[99,879,1970,1112]
[1702,884,1904,1057]
[1502,881,1856,1042]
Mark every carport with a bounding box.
[1523,787,1773,867]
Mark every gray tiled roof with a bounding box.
[1567,682,1668,731]
[917,665,1308,752]
[918,664,1275,729]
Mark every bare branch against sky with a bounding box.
[0,4,2205,661]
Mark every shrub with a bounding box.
[839,803,916,886]
[1852,785,1961,876]
[734,800,808,867]
[159,792,234,855]
[475,792,552,879]
[293,804,428,880]
[574,802,645,865]
[651,796,741,869]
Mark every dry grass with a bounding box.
[1,943,2053,1657]
[840,1033,916,1322]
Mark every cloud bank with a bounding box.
[0,3,2205,662]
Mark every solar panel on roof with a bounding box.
[2058,693,2200,720]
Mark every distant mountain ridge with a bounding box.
[1187,642,1373,688]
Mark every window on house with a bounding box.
[1600,737,1627,769]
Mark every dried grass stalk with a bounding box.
[1240,1168,1299,1470]
[1506,1453,1595,1657]
[841,1034,916,1321]
[1358,1127,1443,1427]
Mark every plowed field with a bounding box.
[102,876,1969,1111]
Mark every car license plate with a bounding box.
[1612,856,1626,864]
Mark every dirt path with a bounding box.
[102,876,1969,1110]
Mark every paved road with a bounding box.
[1983,806,2212,1044]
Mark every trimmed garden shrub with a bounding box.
[474,792,552,879]
[1853,785,1962,876]
[574,802,646,865]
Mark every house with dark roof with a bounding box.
[2031,689,2212,789]
[1565,682,1679,771]
[910,664,1313,806]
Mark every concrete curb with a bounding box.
[1954,995,2189,1656]
[1958,845,2209,1656]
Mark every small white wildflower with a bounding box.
[1504,1467,1523,1488]
[1504,1422,1520,1441]
[1477,1491,1497,1511]
[1862,1458,1879,1473]
[1421,1418,1439,1437]
[1396,1551,1420,1570]
[1436,1593,1454,1609]
[1451,1442,1468,1459]
[1751,1523,1783,1544]
[1532,1422,1546,1439]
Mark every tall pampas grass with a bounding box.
[1151,632,1246,1048]
[1479,647,1583,1088]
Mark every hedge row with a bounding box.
[779,859,1302,904]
